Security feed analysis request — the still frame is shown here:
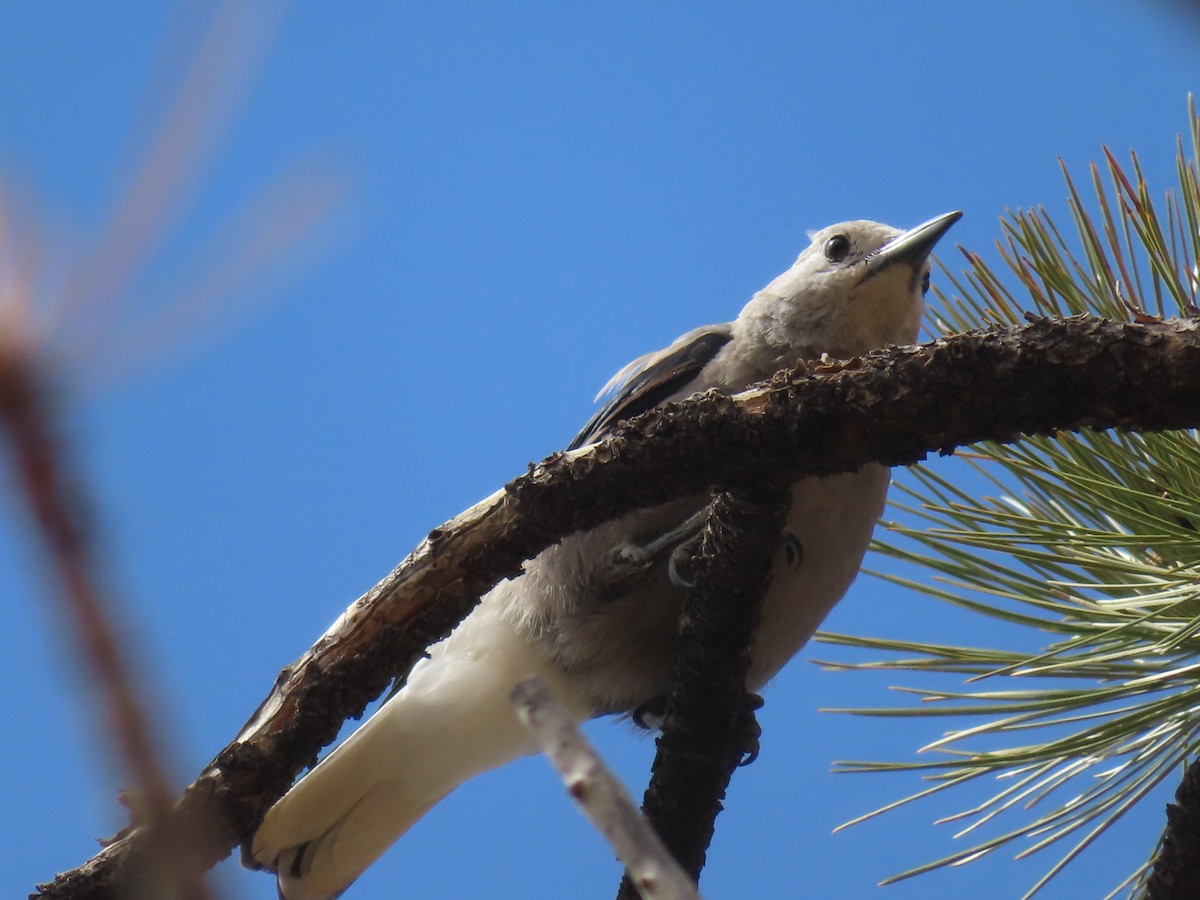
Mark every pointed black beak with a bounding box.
[867,210,962,274]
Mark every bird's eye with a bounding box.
[824,234,850,263]
[921,270,932,295]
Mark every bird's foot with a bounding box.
[632,696,667,731]
[667,537,701,589]
[604,510,708,579]
[737,693,765,766]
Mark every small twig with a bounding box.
[511,677,700,900]
[617,485,791,898]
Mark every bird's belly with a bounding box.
[748,464,890,688]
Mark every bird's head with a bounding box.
[741,211,962,359]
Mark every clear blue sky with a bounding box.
[1,3,1196,898]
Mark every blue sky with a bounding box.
[1,3,1197,898]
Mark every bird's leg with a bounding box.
[604,511,705,595]
[603,510,708,576]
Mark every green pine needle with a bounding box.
[818,97,1200,898]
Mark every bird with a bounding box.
[247,210,962,899]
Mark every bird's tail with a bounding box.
[248,601,587,900]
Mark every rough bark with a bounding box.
[1147,755,1200,899]
[35,316,1200,899]
[616,485,790,899]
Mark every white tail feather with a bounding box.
[251,601,588,900]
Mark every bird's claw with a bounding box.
[737,693,765,766]
[602,509,708,587]
[632,697,666,731]
[667,544,698,589]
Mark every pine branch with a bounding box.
[617,484,790,897]
[35,315,1200,900]
[1146,758,1200,898]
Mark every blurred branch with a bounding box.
[617,485,790,897]
[34,315,1200,899]
[0,354,208,900]
[511,677,700,900]
[0,7,334,900]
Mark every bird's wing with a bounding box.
[568,323,732,450]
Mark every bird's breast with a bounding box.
[747,464,891,687]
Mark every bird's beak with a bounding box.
[867,210,963,274]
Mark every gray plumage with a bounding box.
[248,211,962,899]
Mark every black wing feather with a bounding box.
[568,326,732,450]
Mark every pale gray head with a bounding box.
[736,211,962,359]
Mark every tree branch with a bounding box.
[36,315,1200,899]
[617,484,790,898]
[0,355,209,900]
[1147,755,1200,899]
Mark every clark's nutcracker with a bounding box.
[248,210,962,899]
